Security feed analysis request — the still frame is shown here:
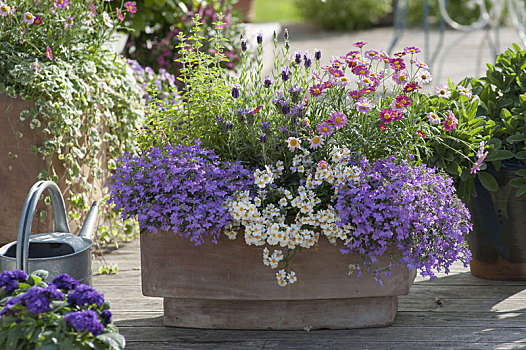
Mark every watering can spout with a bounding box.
[78,202,99,240]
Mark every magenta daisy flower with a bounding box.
[330,112,348,129]
[396,95,412,107]
[348,90,361,100]
[309,84,324,97]
[394,51,406,57]
[322,81,333,89]
[46,46,53,61]
[403,82,420,93]
[317,122,333,136]
[309,135,324,149]
[360,86,376,95]
[125,1,137,13]
[412,58,429,70]
[33,16,43,25]
[23,12,35,24]
[379,109,396,123]
[443,110,458,131]
[351,65,370,76]
[353,41,367,48]
[378,124,386,130]
[404,46,421,54]
[417,130,425,138]
[328,67,344,78]
[55,0,69,9]
[355,97,373,114]
[389,57,406,71]
[391,100,405,113]
[436,84,451,98]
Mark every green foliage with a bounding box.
[407,0,502,26]
[137,16,235,153]
[471,43,526,196]
[294,0,392,31]
[0,44,144,246]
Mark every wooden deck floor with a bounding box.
[93,239,526,350]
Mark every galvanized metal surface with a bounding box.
[0,181,98,284]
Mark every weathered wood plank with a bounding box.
[119,326,526,343]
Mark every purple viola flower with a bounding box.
[65,310,105,336]
[51,273,79,292]
[67,284,104,307]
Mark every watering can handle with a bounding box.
[16,181,70,272]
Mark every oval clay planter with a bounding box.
[469,163,526,280]
[140,230,417,330]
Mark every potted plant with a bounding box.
[109,19,481,329]
[0,270,125,349]
[467,44,526,280]
[0,0,144,246]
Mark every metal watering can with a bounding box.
[0,181,98,284]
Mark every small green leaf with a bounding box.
[97,332,126,350]
[516,186,526,197]
[478,172,499,192]
[515,151,526,160]
[506,134,526,142]
[486,150,515,161]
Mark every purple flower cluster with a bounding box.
[65,309,105,336]
[335,157,472,279]
[109,143,252,245]
[0,285,65,316]
[127,59,176,102]
[0,270,27,293]
[67,284,105,308]
[51,273,79,291]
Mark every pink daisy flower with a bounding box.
[379,109,396,123]
[417,70,432,84]
[389,57,406,71]
[396,95,412,107]
[329,112,348,129]
[392,70,409,85]
[404,46,421,54]
[23,12,35,24]
[55,0,69,9]
[458,85,472,98]
[427,112,440,125]
[365,49,380,60]
[348,90,362,100]
[412,58,429,70]
[443,110,458,131]
[33,16,43,25]
[378,124,386,130]
[125,1,137,14]
[352,65,370,76]
[309,84,324,97]
[355,97,373,114]
[287,137,301,152]
[46,46,53,61]
[63,16,75,29]
[403,82,420,93]
[317,122,333,136]
[328,67,344,78]
[309,135,324,149]
[353,41,367,48]
[417,130,425,138]
[436,84,451,98]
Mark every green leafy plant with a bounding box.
[294,0,392,31]
[470,43,526,196]
[0,270,124,350]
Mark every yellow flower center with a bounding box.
[447,120,453,126]
[439,89,446,95]
[363,78,370,84]
[396,102,403,108]
[399,75,406,82]
[383,113,390,120]
[290,139,298,146]
[25,13,32,20]
[335,117,342,124]
[322,127,328,133]
[313,137,320,144]
[359,70,365,75]
[369,52,376,56]
[1,5,8,12]
[341,77,348,82]
[314,88,320,94]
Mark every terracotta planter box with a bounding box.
[141,230,417,330]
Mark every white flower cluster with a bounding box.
[224,148,361,287]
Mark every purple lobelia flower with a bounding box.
[65,309,105,336]
[51,273,79,292]
[19,286,64,314]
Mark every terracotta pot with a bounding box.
[141,230,416,330]
[233,0,255,23]
[0,94,106,246]
[0,95,53,245]
[469,162,526,280]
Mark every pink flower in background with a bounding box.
[355,97,373,114]
[436,84,451,98]
[379,109,396,123]
[329,112,348,129]
[23,12,35,24]
[404,46,421,54]
[125,1,137,14]
[88,1,97,16]
[46,46,53,61]
[317,122,333,136]
[443,110,458,131]
[353,41,367,48]
[33,16,43,25]
[55,0,69,9]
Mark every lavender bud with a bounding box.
[304,52,312,68]
[226,121,233,130]
[284,28,289,40]
[281,67,290,82]
[285,41,289,50]
[241,39,247,51]
[295,51,301,65]
[257,33,263,45]
[260,131,266,143]
[281,103,290,115]
[315,49,322,61]
[273,30,277,40]
[264,76,272,88]
[231,85,240,99]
